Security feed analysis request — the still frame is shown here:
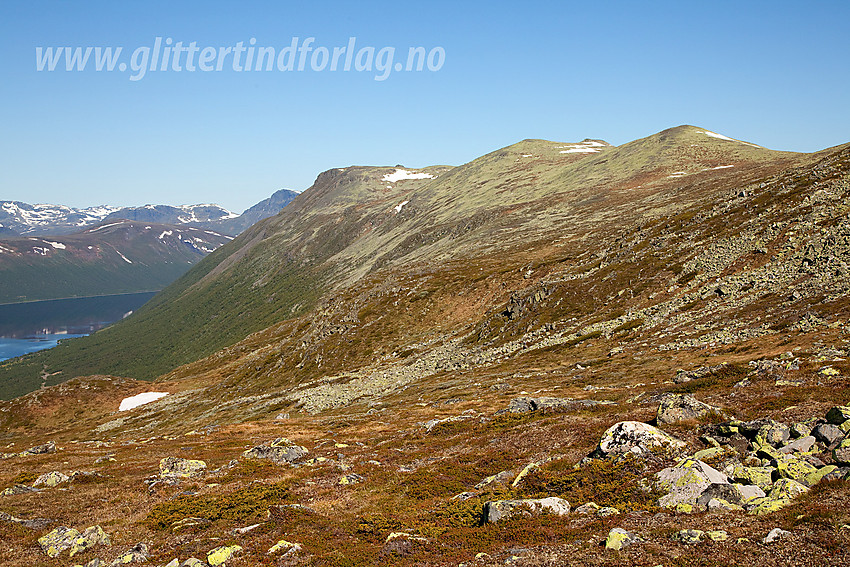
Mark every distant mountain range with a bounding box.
[0,220,233,304]
[0,189,299,237]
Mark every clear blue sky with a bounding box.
[1,1,848,212]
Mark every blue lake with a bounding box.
[0,291,158,361]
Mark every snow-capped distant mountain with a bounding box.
[0,202,238,236]
[0,202,121,236]
[101,204,238,226]
[0,193,299,237]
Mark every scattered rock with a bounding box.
[38,526,80,557]
[170,517,211,532]
[207,544,242,566]
[33,471,71,488]
[159,457,207,479]
[0,510,52,529]
[769,478,809,500]
[506,396,611,413]
[696,483,763,509]
[484,497,570,523]
[20,440,57,457]
[574,502,619,517]
[268,539,302,556]
[763,527,791,543]
[773,454,822,487]
[474,469,514,490]
[605,527,641,550]
[383,532,427,555]
[672,529,704,544]
[108,542,149,565]
[778,435,816,454]
[730,465,775,491]
[339,473,365,485]
[756,421,791,448]
[833,436,850,465]
[70,525,111,556]
[1,483,40,497]
[243,438,308,465]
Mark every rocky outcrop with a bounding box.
[656,394,721,424]
[484,497,570,523]
[242,438,308,464]
[505,397,613,414]
[159,457,207,479]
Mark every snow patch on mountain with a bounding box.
[699,130,762,148]
[382,169,434,183]
[559,141,607,154]
[119,392,168,411]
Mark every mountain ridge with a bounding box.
[0,125,841,399]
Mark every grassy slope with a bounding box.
[0,127,815,399]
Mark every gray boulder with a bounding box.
[656,458,729,510]
[159,457,207,479]
[657,394,720,424]
[813,424,843,446]
[243,438,308,464]
[596,421,685,457]
[484,497,570,523]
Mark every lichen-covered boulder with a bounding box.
[672,529,704,544]
[747,496,791,515]
[773,454,821,486]
[268,539,302,556]
[730,465,775,491]
[20,441,56,457]
[207,545,243,566]
[108,542,149,565]
[656,458,729,509]
[657,394,719,425]
[605,527,641,550]
[778,435,816,454]
[33,471,71,488]
[159,457,207,479]
[243,438,308,464]
[755,421,791,448]
[769,478,809,500]
[1,483,40,497]
[69,525,111,556]
[596,421,685,457]
[484,497,570,523]
[38,526,79,557]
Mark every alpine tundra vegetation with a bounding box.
[2,126,850,566]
